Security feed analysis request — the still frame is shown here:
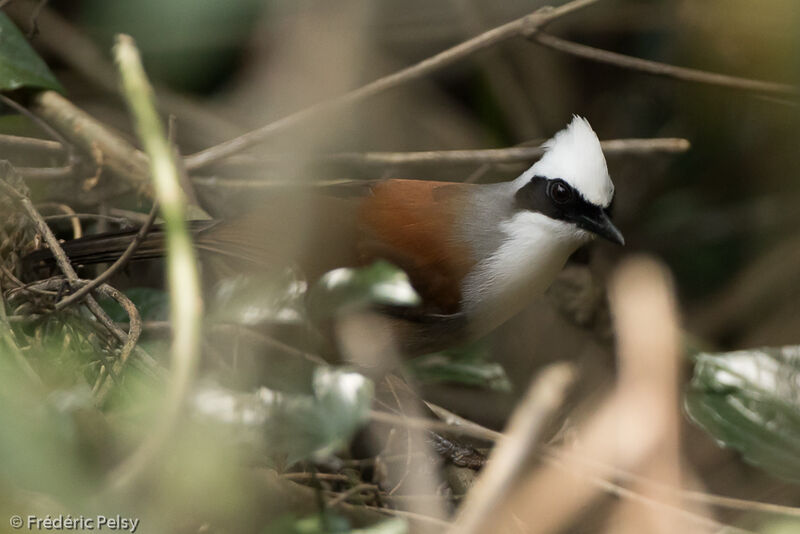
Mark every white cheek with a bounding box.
[461,212,587,336]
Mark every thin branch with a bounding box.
[28,91,150,189]
[0,163,162,386]
[218,137,689,169]
[43,213,134,226]
[0,133,64,155]
[24,277,143,403]
[533,32,799,97]
[16,165,76,180]
[35,201,82,238]
[0,94,76,155]
[55,201,159,311]
[183,0,601,170]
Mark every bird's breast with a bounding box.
[460,212,583,338]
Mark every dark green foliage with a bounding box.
[0,13,63,92]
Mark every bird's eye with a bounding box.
[548,180,572,204]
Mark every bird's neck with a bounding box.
[460,211,585,338]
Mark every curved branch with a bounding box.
[55,201,159,311]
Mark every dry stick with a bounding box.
[0,133,65,155]
[0,170,160,380]
[533,32,799,96]
[215,137,690,170]
[55,201,159,311]
[71,200,158,402]
[2,130,689,170]
[315,138,689,166]
[35,202,82,238]
[0,94,80,180]
[0,94,77,155]
[108,35,202,491]
[28,91,150,189]
[450,363,576,534]
[43,213,134,226]
[183,0,601,170]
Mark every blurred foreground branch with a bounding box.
[107,35,201,491]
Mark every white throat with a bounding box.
[460,211,588,337]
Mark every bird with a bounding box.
[25,116,623,356]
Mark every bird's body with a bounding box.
[26,116,622,355]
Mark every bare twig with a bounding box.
[55,201,159,311]
[0,94,76,154]
[23,277,143,402]
[327,483,378,507]
[273,138,689,167]
[0,165,159,378]
[0,133,64,155]
[42,213,134,226]
[532,32,799,97]
[183,0,601,170]
[35,202,82,238]
[28,91,150,189]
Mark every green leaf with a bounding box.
[209,270,307,326]
[0,13,63,92]
[307,261,420,321]
[407,340,511,392]
[685,345,800,483]
[192,367,373,465]
[264,513,406,534]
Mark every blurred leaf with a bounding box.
[100,287,170,322]
[352,518,408,534]
[290,513,350,534]
[192,367,373,465]
[265,513,406,534]
[685,345,800,483]
[0,13,63,92]
[308,261,420,321]
[407,340,511,392]
[209,270,307,326]
[0,358,93,505]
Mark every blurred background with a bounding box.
[1,0,799,533]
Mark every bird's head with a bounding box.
[511,116,624,245]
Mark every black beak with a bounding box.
[578,210,625,246]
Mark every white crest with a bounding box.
[514,116,614,207]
